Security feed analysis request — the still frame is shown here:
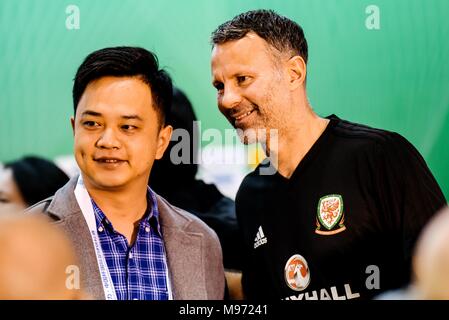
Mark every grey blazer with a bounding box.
[28,176,225,300]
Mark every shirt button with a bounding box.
[98,226,104,232]
[129,252,133,259]
[145,226,150,233]
[133,298,138,300]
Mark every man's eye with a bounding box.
[83,121,99,128]
[237,76,248,84]
[122,125,137,131]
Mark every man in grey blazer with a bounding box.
[29,46,225,300]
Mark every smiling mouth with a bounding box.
[232,109,257,125]
[234,110,255,120]
[94,158,126,164]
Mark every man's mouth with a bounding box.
[234,110,255,120]
[231,108,256,125]
[94,157,126,164]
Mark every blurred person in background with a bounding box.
[0,209,83,299]
[376,206,449,300]
[412,205,449,299]
[150,87,244,272]
[0,156,69,210]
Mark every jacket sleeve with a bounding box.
[203,224,226,299]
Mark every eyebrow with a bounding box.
[121,115,143,121]
[80,110,143,121]
[81,110,102,117]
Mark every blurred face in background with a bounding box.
[0,213,83,299]
[0,166,26,211]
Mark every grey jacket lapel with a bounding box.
[157,196,207,300]
[46,177,105,300]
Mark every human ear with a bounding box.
[155,125,173,160]
[286,55,307,90]
[70,117,75,136]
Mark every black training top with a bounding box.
[236,115,446,300]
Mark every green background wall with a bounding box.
[1,0,448,198]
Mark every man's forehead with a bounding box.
[211,33,275,75]
[76,76,153,116]
[0,167,12,184]
[212,32,270,58]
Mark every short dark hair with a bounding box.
[72,46,172,124]
[211,9,308,64]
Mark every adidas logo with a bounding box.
[254,226,268,249]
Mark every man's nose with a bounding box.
[219,86,242,111]
[96,127,121,149]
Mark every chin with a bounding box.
[237,127,267,145]
[86,174,129,190]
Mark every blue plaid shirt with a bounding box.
[91,188,170,300]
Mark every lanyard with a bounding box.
[74,175,174,300]
[74,176,117,300]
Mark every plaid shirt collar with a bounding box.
[92,187,162,237]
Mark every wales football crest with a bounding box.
[315,194,346,235]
